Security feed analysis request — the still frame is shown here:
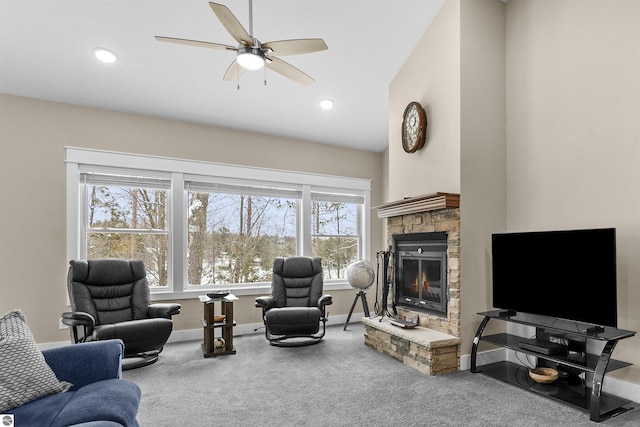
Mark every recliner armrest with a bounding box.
[149,303,181,319]
[62,311,95,328]
[62,311,96,343]
[318,294,333,307]
[42,340,125,391]
[255,296,276,308]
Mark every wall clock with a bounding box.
[401,101,427,153]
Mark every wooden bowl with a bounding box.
[213,315,226,323]
[529,367,559,384]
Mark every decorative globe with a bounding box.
[346,260,375,290]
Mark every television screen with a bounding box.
[492,228,617,327]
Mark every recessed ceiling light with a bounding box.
[93,48,117,63]
[320,99,334,110]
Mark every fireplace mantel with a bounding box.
[376,192,460,219]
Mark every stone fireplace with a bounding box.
[362,193,461,375]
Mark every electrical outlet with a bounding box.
[58,318,69,330]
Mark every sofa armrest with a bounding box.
[149,303,181,319]
[42,340,125,391]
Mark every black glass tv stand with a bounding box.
[471,310,636,422]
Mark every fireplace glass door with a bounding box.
[403,258,442,302]
[398,254,447,314]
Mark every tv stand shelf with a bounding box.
[471,310,636,422]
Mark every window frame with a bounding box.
[66,147,371,300]
[79,168,173,288]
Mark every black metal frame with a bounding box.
[392,232,448,316]
[471,310,635,422]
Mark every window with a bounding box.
[311,192,363,279]
[185,179,299,286]
[67,148,371,298]
[80,170,171,288]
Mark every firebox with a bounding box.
[393,232,448,316]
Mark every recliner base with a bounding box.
[268,335,323,347]
[264,320,327,347]
[122,349,161,370]
[122,355,159,370]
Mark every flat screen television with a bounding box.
[492,227,617,328]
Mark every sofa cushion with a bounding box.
[10,378,140,427]
[9,391,75,425]
[0,310,72,412]
[51,379,141,427]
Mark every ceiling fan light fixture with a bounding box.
[237,47,265,70]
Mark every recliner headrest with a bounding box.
[274,257,322,278]
[70,259,146,286]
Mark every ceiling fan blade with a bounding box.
[262,38,328,56]
[223,59,246,81]
[209,2,252,46]
[266,56,315,86]
[154,36,236,51]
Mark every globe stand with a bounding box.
[343,290,370,331]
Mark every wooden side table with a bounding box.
[199,294,237,357]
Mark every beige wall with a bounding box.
[460,0,507,353]
[388,0,460,201]
[388,0,640,388]
[0,93,384,343]
[505,0,640,383]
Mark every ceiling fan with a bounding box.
[155,1,328,85]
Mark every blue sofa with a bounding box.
[9,339,140,427]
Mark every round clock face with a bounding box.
[402,102,427,153]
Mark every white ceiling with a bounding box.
[0,0,444,152]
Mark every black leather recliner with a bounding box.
[62,259,181,369]
[255,257,332,347]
